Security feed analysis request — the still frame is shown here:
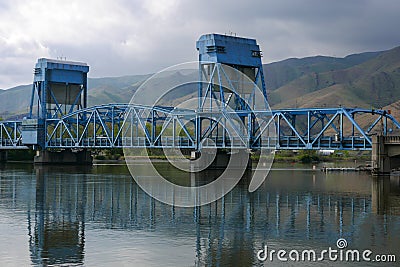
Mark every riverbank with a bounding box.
[270,150,371,164]
[4,148,371,165]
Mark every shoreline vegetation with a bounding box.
[271,150,370,164]
[94,149,371,164]
[5,148,371,164]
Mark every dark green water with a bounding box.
[0,162,399,266]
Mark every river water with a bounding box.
[0,161,399,266]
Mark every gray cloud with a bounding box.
[0,0,399,89]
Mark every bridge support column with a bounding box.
[372,136,390,175]
[372,136,400,175]
[190,149,251,171]
[34,149,93,165]
[0,151,7,162]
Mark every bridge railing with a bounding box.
[0,121,24,148]
[2,105,400,151]
[250,108,400,150]
[47,136,196,148]
[254,136,369,150]
[44,104,197,149]
[382,136,400,144]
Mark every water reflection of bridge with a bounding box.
[0,164,399,266]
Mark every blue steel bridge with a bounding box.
[1,34,400,158]
[2,105,397,151]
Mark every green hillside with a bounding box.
[0,84,31,118]
[87,74,151,105]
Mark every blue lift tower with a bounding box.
[30,58,89,120]
[195,34,269,150]
[193,34,270,167]
[22,58,91,163]
[196,33,267,113]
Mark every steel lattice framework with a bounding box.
[2,105,399,151]
[0,121,24,148]
[1,34,400,152]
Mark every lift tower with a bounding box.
[196,33,267,150]
[22,58,91,163]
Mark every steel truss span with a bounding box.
[0,121,26,149]
[259,108,400,150]
[1,35,400,152]
[2,104,399,151]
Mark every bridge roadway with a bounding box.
[1,104,399,151]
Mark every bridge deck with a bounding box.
[1,105,399,151]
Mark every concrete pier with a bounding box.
[372,136,400,175]
[34,149,92,165]
[190,149,251,171]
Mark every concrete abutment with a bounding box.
[190,149,252,171]
[372,135,400,175]
[34,149,92,165]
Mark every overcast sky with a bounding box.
[0,0,399,89]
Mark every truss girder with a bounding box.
[250,108,400,150]
[0,121,23,147]
[1,106,400,151]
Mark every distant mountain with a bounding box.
[0,75,151,118]
[264,51,382,91]
[0,84,32,118]
[1,47,399,121]
[269,46,400,109]
[87,74,151,106]
[0,71,197,119]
